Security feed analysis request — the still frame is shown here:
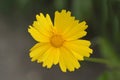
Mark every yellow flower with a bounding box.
[28,10,93,72]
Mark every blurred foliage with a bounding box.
[0,0,120,80]
[98,70,120,80]
[98,38,120,80]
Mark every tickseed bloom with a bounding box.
[28,10,93,72]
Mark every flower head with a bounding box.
[28,10,93,72]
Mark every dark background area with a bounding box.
[0,0,120,80]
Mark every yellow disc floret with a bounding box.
[50,35,64,48]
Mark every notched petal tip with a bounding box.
[36,14,40,20]
[61,9,66,13]
[31,58,37,62]
[42,62,53,69]
[55,11,59,15]
[61,69,67,72]
[85,25,88,28]
[36,13,45,21]
[36,14,39,17]
[81,21,86,24]
[40,13,44,16]
[28,26,32,32]
[46,14,49,17]
[82,31,87,37]
[81,40,91,46]
[69,69,75,72]
[29,51,33,57]
[47,65,52,69]
[42,62,47,67]
[90,49,93,54]
[76,64,80,69]
[28,25,32,29]
[37,60,42,63]
[67,11,71,16]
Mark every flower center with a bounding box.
[50,35,64,48]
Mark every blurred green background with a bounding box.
[0,0,120,80]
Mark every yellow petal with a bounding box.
[29,43,51,62]
[65,31,87,41]
[66,21,87,34]
[46,14,53,27]
[59,47,80,72]
[63,21,88,40]
[42,48,53,68]
[67,40,91,47]
[54,10,88,40]
[32,21,50,36]
[32,13,53,37]
[54,10,76,33]
[59,54,67,72]
[42,47,60,68]
[71,51,84,61]
[36,13,53,31]
[28,26,50,42]
[30,43,42,51]
[64,40,93,57]
[53,48,60,65]
[37,47,52,63]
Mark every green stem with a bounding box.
[85,57,110,65]
[85,58,120,69]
